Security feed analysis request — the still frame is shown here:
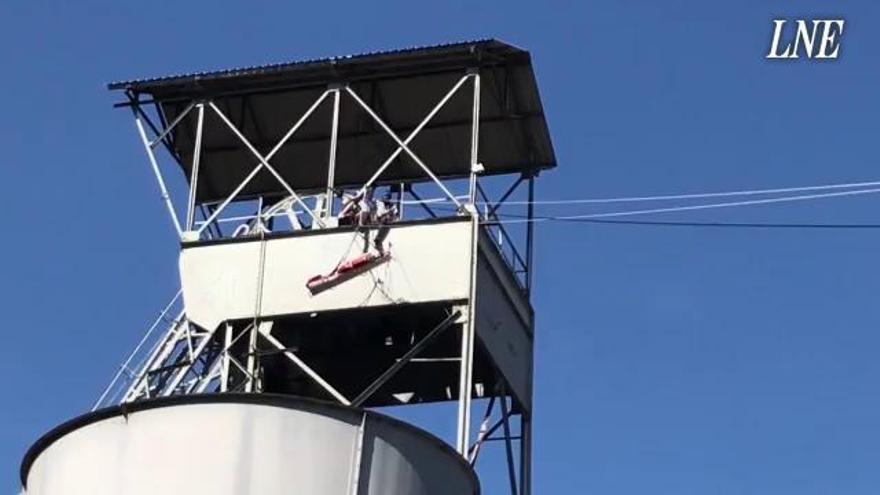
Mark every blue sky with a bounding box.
[2,0,880,493]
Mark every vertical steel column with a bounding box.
[520,414,533,495]
[345,85,463,209]
[468,70,481,205]
[526,175,535,294]
[398,182,405,219]
[499,392,519,495]
[524,174,536,495]
[244,323,260,393]
[456,244,478,455]
[220,322,232,392]
[325,87,341,218]
[134,111,183,237]
[458,69,482,455]
[246,233,269,393]
[185,103,206,231]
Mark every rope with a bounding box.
[333,229,363,271]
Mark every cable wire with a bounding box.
[404,179,880,206]
[484,187,880,225]
[499,215,880,229]
[491,180,880,205]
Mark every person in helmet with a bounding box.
[373,190,399,254]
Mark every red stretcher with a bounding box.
[306,251,391,294]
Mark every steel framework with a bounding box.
[102,44,549,495]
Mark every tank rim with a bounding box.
[20,393,480,493]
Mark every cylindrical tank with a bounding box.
[21,394,479,495]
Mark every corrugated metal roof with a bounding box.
[109,38,554,201]
[108,39,524,92]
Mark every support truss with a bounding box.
[130,73,484,242]
[114,65,536,495]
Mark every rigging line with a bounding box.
[472,206,880,229]
[506,215,880,229]
[226,180,880,220]
[484,187,880,225]
[495,180,880,205]
[403,179,880,206]
[402,205,880,230]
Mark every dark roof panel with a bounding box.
[110,39,520,93]
[111,40,555,202]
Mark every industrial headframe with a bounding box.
[21,39,556,495]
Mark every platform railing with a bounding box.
[190,191,530,291]
[91,291,184,410]
[188,186,531,293]
[476,186,530,291]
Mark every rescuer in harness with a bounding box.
[307,188,398,294]
[339,189,371,227]
[339,188,373,252]
[373,191,399,254]
[338,188,398,253]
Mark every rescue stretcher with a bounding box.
[306,251,392,294]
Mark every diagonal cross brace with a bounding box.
[160,321,222,397]
[149,101,196,149]
[195,92,330,236]
[499,388,520,495]
[345,86,464,210]
[209,102,326,229]
[351,310,461,407]
[468,396,497,464]
[259,323,351,405]
[356,74,472,198]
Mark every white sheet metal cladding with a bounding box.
[475,233,534,412]
[180,220,472,331]
[22,396,478,495]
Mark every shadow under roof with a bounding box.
[110,39,556,203]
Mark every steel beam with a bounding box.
[258,325,351,405]
[134,115,183,237]
[149,102,196,149]
[209,102,326,229]
[325,88,341,218]
[457,217,480,454]
[196,91,330,235]
[345,86,463,209]
[351,311,461,407]
[468,70,481,206]
[358,74,471,194]
[499,391,519,495]
[185,103,205,231]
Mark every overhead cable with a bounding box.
[401,179,880,206]
[484,187,880,225]
[489,179,880,205]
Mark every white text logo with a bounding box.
[766,19,845,59]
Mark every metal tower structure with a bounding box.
[26,40,556,495]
